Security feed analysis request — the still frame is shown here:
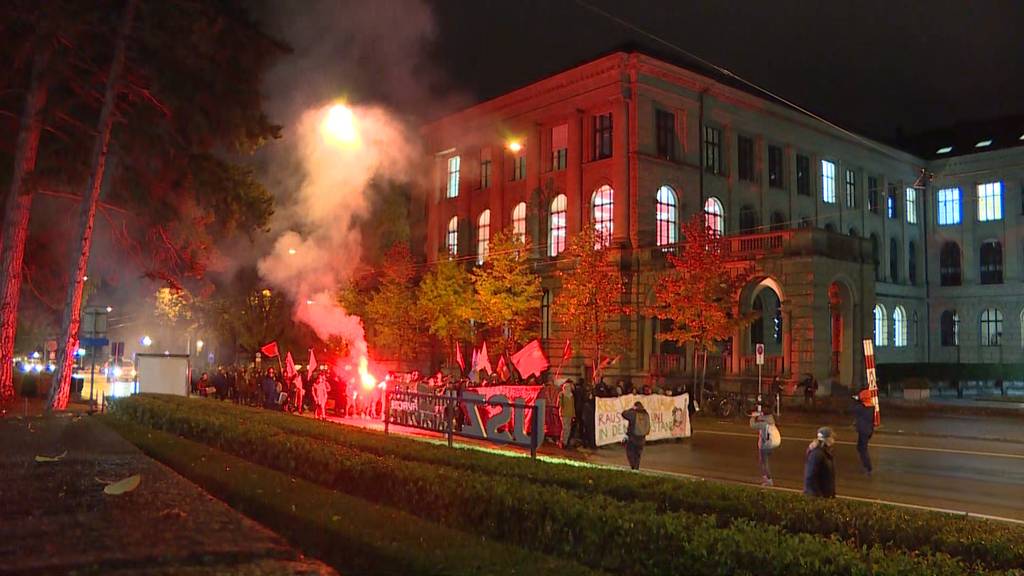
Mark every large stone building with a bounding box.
[420,51,1024,391]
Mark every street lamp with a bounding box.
[288,248,297,255]
[141,335,153,347]
[105,306,113,313]
[507,139,523,153]
[196,339,204,353]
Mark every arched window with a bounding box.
[940,241,961,286]
[476,210,490,264]
[592,185,614,246]
[889,238,899,283]
[540,289,551,340]
[739,205,758,233]
[770,212,786,231]
[980,308,1003,347]
[893,306,907,347]
[908,241,918,285]
[870,234,880,280]
[873,304,888,346]
[940,310,959,347]
[704,197,724,236]
[980,240,1003,284]
[549,194,567,257]
[512,202,527,244]
[446,216,459,258]
[656,186,678,246]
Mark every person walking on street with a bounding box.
[852,389,876,476]
[312,371,330,420]
[621,401,651,470]
[803,375,818,407]
[558,379,575,449]
[750,409,781,486]
[803,427,836,497]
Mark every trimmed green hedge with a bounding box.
[139,394,1024,571]
[104,416,606,576]
[110,395,991,576]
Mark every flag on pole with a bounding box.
[495,355,510,381]
[475,341,493,374]
[594,354,620,382]
[308,348,318,373]
[455,342,465,372]
[260,341,279,358]
[284,352,296,377]
[511,339,550,379]
[561,339,573,361]
[863,339,881,426]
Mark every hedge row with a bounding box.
[139,394,1024,571]
[110,396,991,576]
[104,416,606,576]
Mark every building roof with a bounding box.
[890,115,1024,160]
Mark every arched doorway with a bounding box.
[740,277,786,379]
[828,279,855,390]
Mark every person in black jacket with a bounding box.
[621,401,650,470]
[803,427,836,497]
[852,389,876,476]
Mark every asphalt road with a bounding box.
[587,416,1024,522]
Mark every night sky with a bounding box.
[425,0,1024,143]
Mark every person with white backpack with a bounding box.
[750,409,781,486]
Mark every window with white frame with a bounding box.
[656,185,678,246]
[980,308,1003,347]
[446,216,458,258]
[937,188,961,225]
[845,169,856,208]
[821,160,836,203]
[512,202,527,244]
[476,210,490,264]
[874,304,888,346]
[592,185,614,247]
[977,182,1003,221]
[549,194,567,257]
[446,156,460,198]
[905,187,918,224]
[704,197,724,237]
[893,306,907,347]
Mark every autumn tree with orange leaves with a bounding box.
[651,214,754,393]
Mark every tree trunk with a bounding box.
[0,48,51,404]
[47,0,136,412]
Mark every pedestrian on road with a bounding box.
[559,379,575,449]
[852,389,876,476]
[803,427,836,498]
[260,368,278,409]
[802,375,818,407]
[749,409,781,486]
[621,401,651,470]
[312,371,330,420]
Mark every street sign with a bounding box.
[755,343,765,365]
[80,337,110,348]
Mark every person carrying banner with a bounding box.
[803,427,836,498]
[852,389,876,476]
[749,409,781,486]
[558,379,575,449]
[621,401,651,470]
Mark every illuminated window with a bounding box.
[977,182,1003,221]
[937,188,961,225]
[656,185,677,246]
[704,126,722,175]
[551,124,568,171]
[446,155,460,198]
[593,113,612,160]
[939,242,961,286]
[549,194,567,257]
[940,310,959,347]
[980,240,1003,284]
[980,308,1002,347]
[905,187,917,224]
[446,216,458,258]
[845,169,856,208]
[512,202,527,244]
[704,197,724,237]
[873,304,888,346]
[893,306,907,347]
[887,185,898,219]
[821,160,836,203]
[476,210,490,264]
[592,185,614,247]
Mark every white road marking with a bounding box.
[696,429,1024,460]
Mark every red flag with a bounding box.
[308,348,318,373]
[561,339,573,361]
[511,339,550,379]
[455,342,465,372]
[496,355,510,381]
[475,341,493,374]
[285,352,296,377]
[260,341,279,358]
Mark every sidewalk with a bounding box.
[0,413,334,575]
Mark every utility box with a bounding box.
[135,353,190,396]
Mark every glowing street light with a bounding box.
[306,299,314,305]
[196,339,204,352]
[105,306,113,313]
[141,335,153,347]
[320,103,359,147]
[507,139,523,153]
[287,248,297,255]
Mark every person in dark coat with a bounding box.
[261,367,279,409]
[621,401,650,470]
[852,389,876,476]
[803,427,836,497]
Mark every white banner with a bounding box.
[594,393,691,447]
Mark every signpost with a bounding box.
[755,343,765,412]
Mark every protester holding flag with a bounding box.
[852,389,876,476]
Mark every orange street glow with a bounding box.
[320,103,359,147]
[507,140,522,153]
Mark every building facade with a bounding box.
[421,52,1024,390]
